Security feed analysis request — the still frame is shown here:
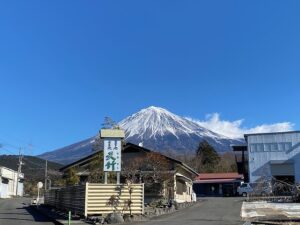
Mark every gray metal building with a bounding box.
[245,131,300,184]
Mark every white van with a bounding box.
[237,182,273,197]
[237,183,253,196]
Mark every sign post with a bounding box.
[100,129,125,184]
[37,182,43,206]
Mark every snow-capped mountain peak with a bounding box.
[119,106,226,140]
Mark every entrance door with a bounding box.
[270,163,295,184]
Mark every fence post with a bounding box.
[68,211,71,225]
[142,183,144,214]
[85,183,88,218]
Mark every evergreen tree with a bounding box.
[196,140,221,173]
[63,167,80,185]
[88,152,104,183]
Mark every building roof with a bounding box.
[195,172,243,181]
[244,130,300,138]
[60,142,199,176]
[194,178,241,184]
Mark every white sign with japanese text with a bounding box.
[103,138,121,172]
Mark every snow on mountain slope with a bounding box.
[120,106,228,140]
[119,106,241,153]
[38,106,243,164]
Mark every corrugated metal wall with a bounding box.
[247,132,300,183]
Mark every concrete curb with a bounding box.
[32,201,200,225]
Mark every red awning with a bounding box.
[195,172,244,180]
[193,178,241,184]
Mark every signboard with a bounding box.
[101,129,125,138]
[103,138,121,172]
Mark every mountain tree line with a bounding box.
[182,140,237,173]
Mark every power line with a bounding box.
[0,146,18,155]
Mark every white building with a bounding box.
[246,131,300,184]
[0,167,24,198]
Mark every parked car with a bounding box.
[237,183,253,197]
[238,182,273,197]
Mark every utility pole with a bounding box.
[45,160,48,191]
[16,148,24,196]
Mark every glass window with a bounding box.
[284,142,292,151]
[257,144,264,152]
[278,143,285,151]
[250,144,257,152]
[264,143,271,151]
[271,143,278,151]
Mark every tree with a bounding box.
[88,152,104,183]
[102,116,119,129]
[63,167,80,185]
[121,157,144,184]
[195,140,221,173]
[215,152,237,172]
[143,152,171,183]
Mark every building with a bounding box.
[60,143,198,203]
[0,166,24,198]
[245,131,300,184]
[193,173,243,196]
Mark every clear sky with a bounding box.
[0,1,300,155]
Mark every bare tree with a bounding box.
[121,157,144,184]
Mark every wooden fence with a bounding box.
[44,183,144,217]
[44,185,85,214]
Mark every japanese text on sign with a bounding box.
[103,138,121,172]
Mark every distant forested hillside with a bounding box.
[0,155,62,195]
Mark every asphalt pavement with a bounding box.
[0,197,243,225]
[0,197,57,225]
[134,197,244,225]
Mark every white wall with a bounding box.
[247,132,300,183]
[0,167,24,198]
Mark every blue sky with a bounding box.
[0,1,300,155]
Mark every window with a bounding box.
[257,144,264,152]
[264,143,271,151]
[278,143,285,151]
[250,144,257,152]
[284,142,292,151]
[271,143,278,151]
[176,180,186,195]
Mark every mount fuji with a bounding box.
[38,106,243,164]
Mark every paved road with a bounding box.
[0,198,57,225]
[0,197,243,225]
[135,197,243,225]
